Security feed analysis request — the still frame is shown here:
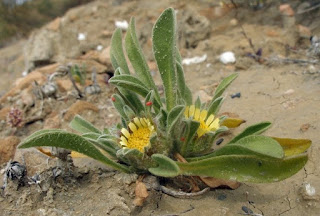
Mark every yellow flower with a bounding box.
[184,105,220,137]
[120,117,155,153]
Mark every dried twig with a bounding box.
[159,185,210,198]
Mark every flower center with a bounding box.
[120,117,155,153]
[127,127,152,152]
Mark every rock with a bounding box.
[229,18,238,26]
[64,59,108,74]
[298,25,311,38]
[0,106,11,121]
[46,17,61,32]
[220,51,236,64]
[44,113,61,129]
[0,71,46,104]
[279,4,295,16]
[37,63,60,75]
[20,88,35,108]
[98,46,112,67]
[64,100,99,121]
[0,136,20,164]
[300,123,310,132]
[178,7,210,48]
[301,183,318,200]
[56,79,74,92]
[80,50,100,61]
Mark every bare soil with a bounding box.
[0,1,319,215]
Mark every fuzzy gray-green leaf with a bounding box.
[69,115,101,134]
[213,73,238,101]
[149,154,180,177]
[111,29,130,74]
[167,105,185,136]
[109,74,149,97]
[178,154,308,183]
[111,94,129,120]
[153,7,177,111]
[125,17,161,103]
[207,96,224,116]
[228,121,272,144]
[19,130,130,173]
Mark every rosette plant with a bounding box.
[19,8,311,183]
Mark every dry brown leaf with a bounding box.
[133,181,149,206]
[200,176,241,189]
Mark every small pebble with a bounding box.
[231,92,241,99]
[242,206,253,214]
[217,194,227,200]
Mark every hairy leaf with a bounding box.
[19,130,130,173]
[111,29,130,74]
[125,17,161,103]
[109,74,150,97]
[153,7,177,111]
[69,115,101,134]
[213,73,238,101]
[149,154,180,177]
[228,121,271,144]
[178,154,308,183]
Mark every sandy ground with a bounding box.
[0,0,319,215]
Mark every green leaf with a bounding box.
[111,29,130,74]
[235,135,284,159]
[167,105,185,136]
[109,74,150,97]
[111,94,129,120]
[125,17,161,103]
[228,121,271,144]
[117,148,156,171]
[176,61,186,101]
[207,96,224,116]
[19,130,130,173]
[180,120,200,156]
[85,137,117,158]
[195,96,201,109]
[213,73,238,101]
[69,115,101,134]
[272,137,312,157]
[123,105,136,120]
[178,154,308,183]
[184,86,193,105]
[149,154,180,177]
[152,7,177,111]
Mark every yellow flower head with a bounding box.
[120,117,155,153]
[184,105,220,137]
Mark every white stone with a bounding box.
[77,33,86,41]
[219,51,236,64]
[96,45,103,51]
[115,20,129,30]
[182,54,207,65]
[305,183,316,196]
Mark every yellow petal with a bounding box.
[184,106,189,117]
[194,108,201,121]
[120,136,128,144]
[205,114,215,126]
[209,118,220,130]
[189,105,195,117]
[140,118,148,127]
[134,117,142,128]
[121,128,130,138]
[120,141,127,147]
[129,122,137,132]
[197,128,206,137]
[200,110,207,121]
